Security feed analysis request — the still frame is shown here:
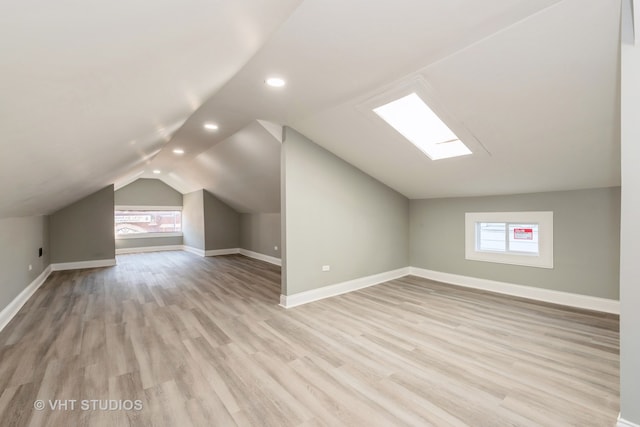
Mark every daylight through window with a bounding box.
[465,212,553,269]
[115,210,182,237]
[477,222,539,255]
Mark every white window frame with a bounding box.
[115,205,183,240]
[465,211,553,269]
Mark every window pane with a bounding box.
[115,210,182,235]
[508,223,539,254]
[477,222,506,252]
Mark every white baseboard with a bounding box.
[280,267,410,309]
[116,245,183,255]
[50,259,116,272]
[0,265,52,332]
[409,267,620,314]
[185,247,281,262]
[182,246,206,257]
[205,248,240,256]
[183,246,242,257]
[618,414,640,427]
[239,249,281,266]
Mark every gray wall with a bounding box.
[115,178,183,206]
[49,185,115,263]
[282,127,409,295]
[183,190,204,250]
[203,190,240,250]
[115,237,182,250]
[410,187,620,299]
[0,216,49,313]
[114,178,183,249]
[240,213,281,258]
[620,13,640,424]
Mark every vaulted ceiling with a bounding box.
[0,0,620,217]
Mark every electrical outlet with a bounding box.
[322,265,330,272]
[274,246,278,251]
[28,264,32,271]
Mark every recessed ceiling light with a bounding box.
[373,92,472,160]
[172,148,185,155]
[204,123,219,131]
[265,77,286,88]
[152,170,161,174]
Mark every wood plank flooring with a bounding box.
[0,252,619,426]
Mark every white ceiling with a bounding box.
[1,0,621,217]
[0,0,301,217]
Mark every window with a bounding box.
[115,207,182,239]
[465,212,553,268]
[477,222,539,254]
[373,92,472,160]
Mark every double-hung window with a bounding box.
[465,212,553,268]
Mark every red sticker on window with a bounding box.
[514,228,533,240]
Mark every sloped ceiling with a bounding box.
[168,121,281,213]
[0,0,301,218]
[1,0,620,218]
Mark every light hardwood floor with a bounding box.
[0,252,619,426]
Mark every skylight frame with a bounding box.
[357,76,489,162]
[373,92,472,160]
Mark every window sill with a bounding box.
[115,232,183,240]
[466,251,553,269]
[465,211,553,270]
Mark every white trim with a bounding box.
[182,246,206,257]
[239,249,281,266]
[465,211,554,269]
[280,267,410,309]
[618,413,640,427]
[116,245,183,255]
[183,246,241,257]
[50,259,116,271]
[205,248,240,256]
[0,265,52,332]
[357,76,490,159]
[115,205,182,211]
[116,232,182,240]
[409,267,620,314]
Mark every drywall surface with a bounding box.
[49,185,115,263]
[409,187,620,299]
[114,178,182,206]
[115,236,182,250]
[182,190,204,250]
[282,127,409,295]
[620,11,640,424]
[240,213,281,258]
[0,216,49,313]
[203,190,240,250]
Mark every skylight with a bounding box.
[373,92,472,160]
